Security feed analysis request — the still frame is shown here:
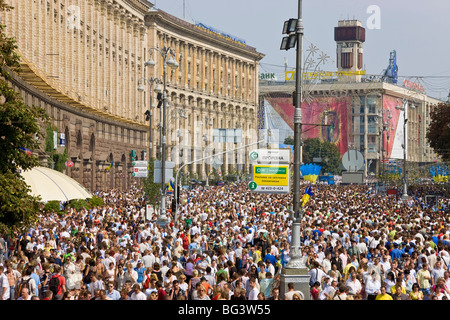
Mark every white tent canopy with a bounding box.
[20,166,92,202]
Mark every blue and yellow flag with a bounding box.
[301,163,322,183]
[105,161,113,170]
[166,179,175,193]
[301,185,314,207]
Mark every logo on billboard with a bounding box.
[321,111,340,144]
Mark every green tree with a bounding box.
[142,158,160,207]
[44,123,68,172]
[283,136,294,146]
[302,138,341,175]
[0,1,49,235]
[426,102,450,161]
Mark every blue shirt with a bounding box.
[134,267,146,283]
[30,273,40,296]
[390,248,404,260]
[264,253,277,266]
[106,289,121,300]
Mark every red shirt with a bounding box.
[157,288,167,300]
[52,274,65,295]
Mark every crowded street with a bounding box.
[1,181,449,301]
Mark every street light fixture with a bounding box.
[281,18,298,50]
[144,43,179,227]
[283,18,298,34]
[144,56,156,67]
[166,55,179,69]
[154,82,163,93]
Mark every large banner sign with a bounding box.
[382,95,403,159]
[265,95,351,155]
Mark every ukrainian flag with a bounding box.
[167,179,175,193]
[301,163,322,183]
[301,185,314,207]
[105,161,113,170]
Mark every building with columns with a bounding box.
[1,0,263,191]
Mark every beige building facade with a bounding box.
[2,0,263,190]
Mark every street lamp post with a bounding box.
[138,77,162,162]
[144,44,178,226]
[279,0,310,300]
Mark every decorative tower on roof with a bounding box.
[334,20,365,82]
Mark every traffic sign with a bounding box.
[249,151,259,161]
[251,164,290,194]
[249,149,290,164]
[132,161,148,167]
[132,166,148,178]
[65,161,74,168]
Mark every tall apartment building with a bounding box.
[2,0,263,190]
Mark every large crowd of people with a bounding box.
[0,181,449,301]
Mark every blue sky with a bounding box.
[153,0,450,101]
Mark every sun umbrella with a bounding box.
[20,166,92,202]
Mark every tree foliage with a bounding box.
[303,138,342,174]
[44,123,68,172]
[284,137,342,174]
[0,1,49,235]
[142,158,161,207]
[426,102,450,161]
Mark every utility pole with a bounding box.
[279,0,311,300]
[289,0,305,269]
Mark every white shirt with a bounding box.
[365,278,381,296]
[322,259,332,274]
[319,285,336,300]
[0,273,10,300]
[266,263,275,276]
[308,268,327,284]
[131,291,147,300]
[248,287,260,300]
[357,242,368,254]
[142,254,156,269]
[345,278,362,295]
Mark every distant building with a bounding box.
[259,20,442,177]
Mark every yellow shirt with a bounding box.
[390,285,406,294]
[254,250,261,264]
[417,269,431,289]
[409,290,423,300]
[376,293,393,300]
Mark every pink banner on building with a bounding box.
[265,96,351,155]
[382,95,402,159]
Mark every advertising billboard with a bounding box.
[264,95,352,155]
[382,95,403,159]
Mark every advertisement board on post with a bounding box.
[248,148,290,194]
[251,164,290,193]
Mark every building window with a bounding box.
[341,52,353,69]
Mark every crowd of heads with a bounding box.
[0,181,449,300]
